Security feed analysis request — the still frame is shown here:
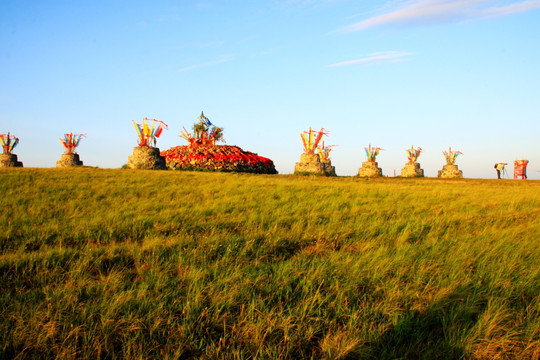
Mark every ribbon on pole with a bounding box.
[365,144,383,162]
[300,127,328,154]
[1,133,20,154]
[59,133,86,154]
[406,146,422,163]
[132,118,168,146]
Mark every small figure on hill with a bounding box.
[494,162,507,179]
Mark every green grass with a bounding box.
[1,168,539,359]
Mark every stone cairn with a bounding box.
[57,133,85,168]
[438,147,463,178]
[358,144,383,177]
[127,117,168,170]
[401,146,424,177]
[321,159,336,176]
[127,146,166,170]
[294,128,336,176]
[401,162,423,177]
[0,153,23,167]
[295,153,327,175]
[0,133,23,168]
[318,141,336,176]
[57,153,83,167]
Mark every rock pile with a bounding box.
[358,161,382,177]
[294,153,335,176]
[321,159,336,176]
[400,162,424,177]
[127,146,167,170]
[56,153,83,168]
[161,145,277,174]
[0,154,23,167]
[438,164,463,178]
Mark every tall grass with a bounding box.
[1,168,539,359]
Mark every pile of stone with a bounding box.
[127,146,167,170]
[56,153,83,168]
[161,145,277,174]
[0,153,23,168]
[321,159,336,176]
[294,153,335,176]
[438,164,463,178]
[358,161,382,177]
[400,162,424,177]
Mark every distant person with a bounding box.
[495,162,507,179]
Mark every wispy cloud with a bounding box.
[327,51,413,67]
[334,0,540,33]
[178,56,232,73]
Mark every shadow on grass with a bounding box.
[366,285,487,360]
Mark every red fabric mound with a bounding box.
[161,145,277,174]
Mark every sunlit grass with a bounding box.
[1,168,539,359]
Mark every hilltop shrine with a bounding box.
[161,112,277,174]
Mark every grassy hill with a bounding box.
[1,168,539,359]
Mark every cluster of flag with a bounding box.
[406,146,422,163]
[0,133,19,154]
[443,147,463,165]
[59,133,86,154]
[365,144,383,162]
[317,141,336,161]
[132,117,168,147]
[301,127,329,154]
[179,112,224,147]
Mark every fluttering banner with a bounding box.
[301,128,328,154]
[0,133,19,154]
[133,117,168,147]
[365,144,383,162]
[443,147,462,165]
[406,146,422,163]
[59,133,86,154]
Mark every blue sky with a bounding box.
[1,0,539,178]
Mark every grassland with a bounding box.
[0,168,539,359]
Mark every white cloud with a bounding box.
[481,0,540,16]
[327,51,413,67]
[178,56,232,73]
[334,0,540,33]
